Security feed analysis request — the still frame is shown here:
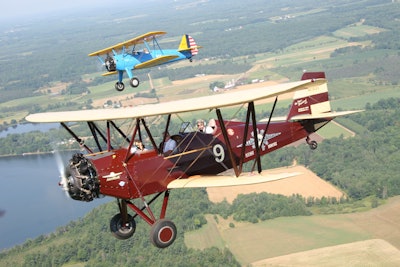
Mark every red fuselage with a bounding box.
[83,118,328,200]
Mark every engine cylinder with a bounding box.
[65,153,100,202]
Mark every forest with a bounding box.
[1,0,400,266]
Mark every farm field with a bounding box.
[186,196,400,266]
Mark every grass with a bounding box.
[333,23,387,39]
[187,214,370,265]
[317,122,354,139]
[184,215,226,250]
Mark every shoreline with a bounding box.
[0,149,77,159]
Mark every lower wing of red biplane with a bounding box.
[25,73,362,248]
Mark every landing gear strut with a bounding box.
[306,136,318,150]
[110,191,177,248]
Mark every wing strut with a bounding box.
[125,120,139,162]
[238,102,252,174]
[60,122,93,153]
[160,115,172,153]
[87,121,109,152]
[141,118,158,150]
[109,120,130,143]
[252,96,278,173]
[249,101,262,174]
[216,108,240,177]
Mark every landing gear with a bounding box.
[109,191,176,248]
[130,77,140,88]
[110,213,136,240]
[115,82,125,91]
[150,219,177,248]
[306,136,318,150]
[114,77,139,91]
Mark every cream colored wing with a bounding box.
[26,79,325,123]
[167,171,301,189]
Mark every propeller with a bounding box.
[53,149,70,197]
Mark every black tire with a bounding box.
[130,77,140,87]
[309,140,318,150]
[115,82,125,91]
[150,219,177,248]
[110,213,136,240]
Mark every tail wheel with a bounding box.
[115,82,125,91]
[309,140,318,150]
[150,219,177,248]
[110,213,136,240]
[130,77,140,87]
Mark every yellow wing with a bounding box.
[134,55,179,69]
[101,71,118,76]
[88,31,167,56]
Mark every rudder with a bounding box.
[178,34,200,56]
[287,72,330,120]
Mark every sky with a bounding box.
[1,0,116,20]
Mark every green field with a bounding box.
[186,196,400,266]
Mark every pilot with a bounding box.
[162,131,177,156]
[130,140,146,153]
[197,119,216,134]
[196,119,206,132]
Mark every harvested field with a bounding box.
[252,239,400,267]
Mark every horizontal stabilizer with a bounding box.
[167,171,300,189]
[178,45,203,52]
[289,110,363,121]
[102,71,118,76]
[135,55,179,69]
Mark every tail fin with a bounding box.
[178,34,201,56]
[301,71,325,81]
[287,72,330,121]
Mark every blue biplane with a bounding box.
[89,31,201,91]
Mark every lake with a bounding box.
[0,153,111,251]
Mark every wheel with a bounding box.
[150,219,177,248]
[115,82,125,91]
[110,213,136,240]
[130,77,140,87]
[309,140,318,150]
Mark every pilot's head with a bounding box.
[196,119,205,132]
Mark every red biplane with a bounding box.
[26,72,362,248]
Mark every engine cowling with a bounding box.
[65,153,100,202]
[105,56,116,72]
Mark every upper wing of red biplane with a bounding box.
[26,79,325,123]
[88,31,167,56]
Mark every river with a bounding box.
[0,152,111,251]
